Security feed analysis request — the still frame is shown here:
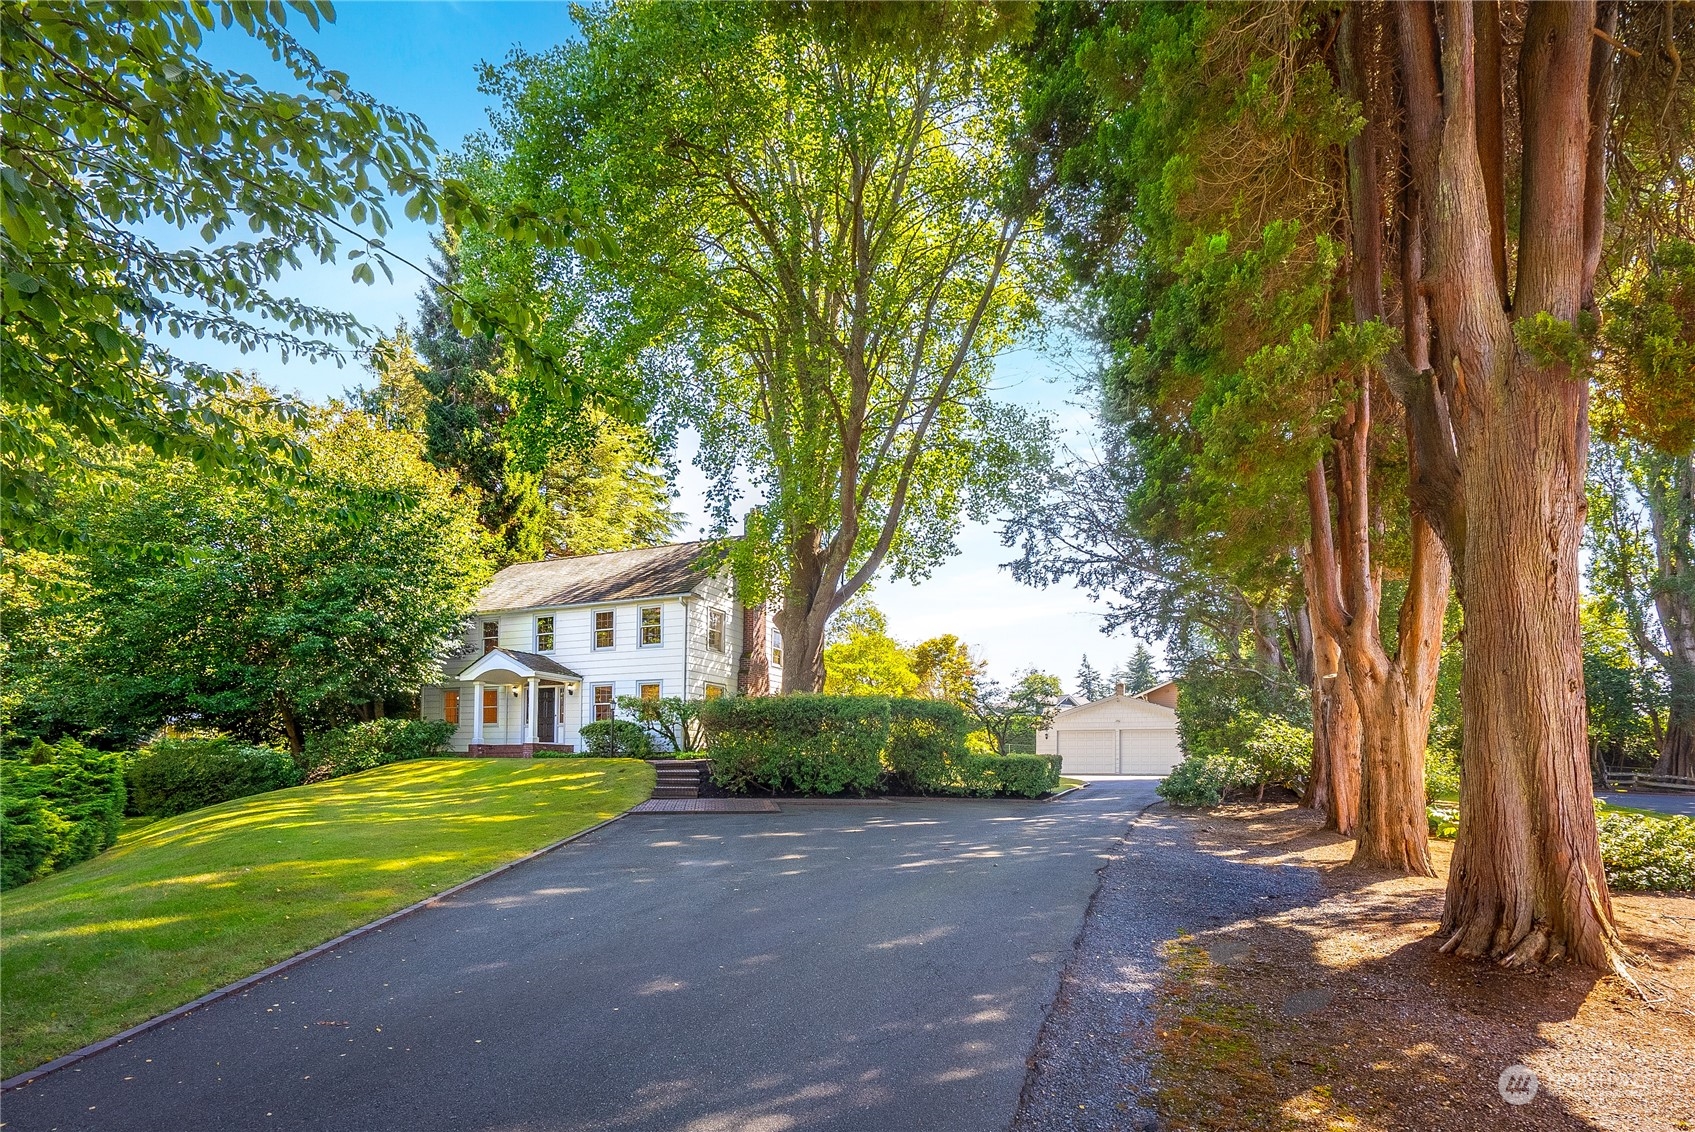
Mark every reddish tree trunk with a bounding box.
[1394,0,1621,970]
[1300,550,1361,835]
[1303,3,1446,875]
[1349,517,1448,873]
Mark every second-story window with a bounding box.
[707,608,726,653]
[536,615,555,652]
[593,610,615,650]
[483,621,499,654]
[771,627,783,666]
[640,605,663,647]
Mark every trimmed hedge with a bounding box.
[986,753,1064,798]
[885,699,972,792]
[1,738,127,890]
[303,719,456,784]
[128,736,302,816]
[701,694,890,795]
[700,695,1063,798]
[578,719,654,758]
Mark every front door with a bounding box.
[537,687,557,744]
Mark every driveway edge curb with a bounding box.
[0,810,631,1093]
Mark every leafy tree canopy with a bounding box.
[455,0,1056,688]
[2,0,607,551]
[6,400,490,753]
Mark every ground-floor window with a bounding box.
[592,684,614,722]
[703,683,726,700]
[443,689,460,724]
[639,682,661,702]
[482,687,499,724]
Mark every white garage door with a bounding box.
[1119,728,1182,775]
[1057,729,1118,774]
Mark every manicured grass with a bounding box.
[0,757,653,1077]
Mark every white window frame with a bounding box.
[638,605,663,648]
[535,614,555,652]
[707,608,726,653]
[638,681,662,702]
[771,627,783,667]
[591,683,615,722]
[593,609,616,650]
[482,620,500,654]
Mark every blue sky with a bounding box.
[178,1,1158,688]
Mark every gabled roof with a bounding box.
[475,541,719,612]
[1045,690,1178,727]
[455,648,585,683]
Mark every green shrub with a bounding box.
[701,694,889,795]
[1424,745,1460,802]
[1426,801,1692,892]
[955,753,1062,799]
[303,719,455,784]
[1158,711,1311,807]
[129,736,301,815]
[1596,806,1693,892]
[1,738,127,889]
[1157,750,1243,807]
[578,719,654,758]
[615,696,702,753]
[885,699,971,792]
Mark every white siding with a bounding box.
[685,573,740,699]
[423,567,759,751]
[1038,693,1183,776]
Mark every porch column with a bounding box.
[472,682,485,744]
[525,676,539,744]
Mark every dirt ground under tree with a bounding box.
[1148,802,1695,1132]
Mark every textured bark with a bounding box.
[1658,682,1695,779]
[1648,453,1695,778]
[1299,548,1362,833]
[776,536,837,694]
[1395,0,1620,971]
[1304,5,1445,875]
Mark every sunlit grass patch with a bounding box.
[0,757,653,1077]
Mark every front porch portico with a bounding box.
[454,649,584,757]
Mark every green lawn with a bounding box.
[0,757,653,1077]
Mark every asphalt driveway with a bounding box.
[1600,789,1695,817]
[3,780,1159,1132]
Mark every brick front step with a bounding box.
[467,743,575,758]
[648,758,708,799]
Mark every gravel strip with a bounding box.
[1012,803,1322,1132]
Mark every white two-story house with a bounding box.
[419,541,783,755]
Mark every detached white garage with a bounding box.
[1037,682,1183,776]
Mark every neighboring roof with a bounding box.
[1045,691,1179,727]
[475,541,719,612]
[455,648,585,682]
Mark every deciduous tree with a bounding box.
[457,1,1054,690]
[40,404,489,755]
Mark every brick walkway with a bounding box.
[628,798,782,813]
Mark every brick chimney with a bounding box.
[1115,681,1126,696]
[738,603,772,696]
